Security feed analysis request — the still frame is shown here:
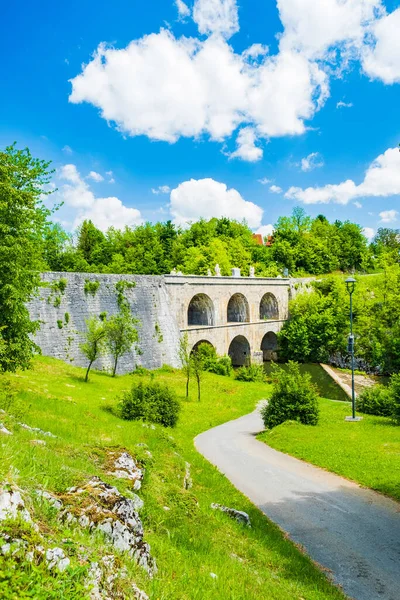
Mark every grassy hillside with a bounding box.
[259,399,400,501]
[0,357,346,599]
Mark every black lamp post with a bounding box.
[345,277,362,422]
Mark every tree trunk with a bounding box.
[196,373,201,402]
[112,355,118,377]
[85,360,93,382]
[186,371,190,398]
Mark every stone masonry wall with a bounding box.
[28,273,181,374]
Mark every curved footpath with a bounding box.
[195,410,400,600]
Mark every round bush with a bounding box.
[262,362,319,429]
[357,385,393,417]
[235,364,266,383]
[196,343,232,377]
[119,380,180,427]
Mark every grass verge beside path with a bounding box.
[0,357,346,600]
[258,398,400,501]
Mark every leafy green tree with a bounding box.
[80,316,106,382]
[191,347,205,401]
[76,220,106,264]
[0,144,53,372]
[105,310,139,376]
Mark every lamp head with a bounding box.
[345,277,356,294]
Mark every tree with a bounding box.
[105,310,139,377]
[178,333,191,399]
[191,347,205,402]
[80,316,106,382]
[76,220,106,264]
[0,144,53,372]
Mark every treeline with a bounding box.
[279,265,400,375]
[42,207,399,277]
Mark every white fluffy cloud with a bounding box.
[193,0,239,38]
[285,147,400,204]
[69,30,328,157]
[175,0,191,18]
[258,177,272,185]
[379,209,398,223]
[363,226,375,240]
[169,178,263,227]
[56,164,142,231]
[228,127,263,162]
[87,170,104,182]
[362,8,400,83]
[277,0,382,59]
[336,100,353,108]
[300,152,324,172]
[270,185,282,194]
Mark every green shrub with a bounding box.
[262,361,319,429]
[357,385,394,417]
[235,364,266,382]
[195,343,232,377]
[84,280,100,296]
[119,380,181,427]
[57,320,63,329]
[389,373,400,425]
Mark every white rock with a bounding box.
[132,583,149,600]
[211,503,251,527]
[0,487,32,524]
[0,423,12,435]
[46,547,70,572]
[210,572,218,579]
[36,490,63,510]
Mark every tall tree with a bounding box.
[80,316,106,382]
[0,144,53,371]
[178,333,191,399]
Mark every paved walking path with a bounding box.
[195,410,400,600]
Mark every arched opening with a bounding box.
[191,340,215,355]
[260,293,279,320]
[188,294,215,326]
[227,293,250,323]
[261,332,278,362]
[228,335,251,367]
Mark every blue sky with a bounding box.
[1,0,400,238]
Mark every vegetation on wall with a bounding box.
[83,279,100,297]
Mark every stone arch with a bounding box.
[260,292,279,320]
[228,335,251,367]
[261,332,278,362]
[227,293,250,323]
[188,294,215,326]
[191,339,215,354]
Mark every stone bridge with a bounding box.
[164,275,290,366]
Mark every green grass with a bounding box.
[259,398,400,501]
[0,357,346,599]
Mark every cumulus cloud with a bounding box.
[228,127,263,162]
[175,0,191,18]
[379,209,398,223]
[169,178,263,227]
[363,226,375,240]
[270,185,283,194]
[87,170,104,182]
[362,8,400,84]
[193,0,239,38]
[354,201,362,208]
[300,152,324,172]
[56,164,142,231]
[152,185,171,195]
[69,30,328,154]
[258,177,272,185]
[336,100,353,108]
[277,0,383,60]
[285,147,400,204]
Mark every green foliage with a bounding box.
[0,144,53,371]
[84,279,100,296]
[64,312,70,324]
[119,380,181,427]
[388,373,400,425]
[357,385,394,417]
[57,319,63,329]
[154,322,163,343]
[195,343,232,377]
[79,316,106,382]
[190,347,205,402]
[115,280,136,310]
[105,309,139,376]
[178,333,191,399]
[235,363,266,382]
[262,362,320,429]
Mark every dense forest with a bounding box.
[43,208,398,278]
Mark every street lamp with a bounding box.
[345,277,362,422]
